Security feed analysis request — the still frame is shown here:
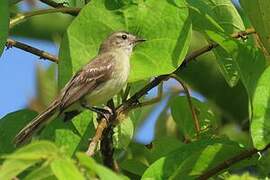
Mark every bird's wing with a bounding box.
[59,53,115,110]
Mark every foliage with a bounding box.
[1,0,270,179]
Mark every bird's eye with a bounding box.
[122,34,127,40]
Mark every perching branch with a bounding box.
[10,7,81,28]
[100,124,119,172]
[198,144,270,180]
[6,39,59,63]
[100,99,119,171]
[86,28,256,157]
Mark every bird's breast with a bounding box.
[84,51,130,106]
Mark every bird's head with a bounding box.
[99,31,145,56]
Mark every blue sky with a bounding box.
[0,38,56,117]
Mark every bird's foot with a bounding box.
[92,106,114,122]
[81,102,114,122]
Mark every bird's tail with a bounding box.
[14,101,60,145]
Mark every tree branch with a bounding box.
[38,0,80,16]
[39,0,66,8]
[6,39,59,63]
[198,144,270,180]
[10,7,81,28]
[86,28,256,157]
[100,124,119,172]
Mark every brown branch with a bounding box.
[39,0,66,8]
[100,124,119,172]
[198,144,270,180]
[86,28,256,157]
[39,0,80,16]
[6,39,58,63]
[100,100,119,171]
[86,118,108,156]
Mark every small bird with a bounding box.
[14,31,145,145]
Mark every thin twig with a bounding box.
[39,0,80,16]
[133,82,164,109]
[198,144,270,180]
[6,38,58,63]
[10,7,81,28]
[86,28,256,156]
[170,74,200,137]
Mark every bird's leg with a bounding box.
[81,102,113,122]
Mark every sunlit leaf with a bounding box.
[142,139,244,179]
[0,141,59,180]
[77,153,126,180]
[188,0,245,87]
[251,66,270,149]
[240,0,270,54]
[51,158,84,180]
[113,117,134,149]
[24,164,56,180]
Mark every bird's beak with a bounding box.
[134,37,146,44]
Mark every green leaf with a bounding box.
[147,137,183,163]
[228,44,268,150]
[0,141,59,180]
[226,173,257,180]
[59,0,191,87]
[0,0,9,57]
[113,117,134,149]
[179,32,249,122]
[120,159,148,176]
[40,111,93,156]
[0,109,37,155]
[10,13,73,41]
[24,164,56,180]
[251,66,270,149]
[170,96,216,139]
[240,0,270,54]
[76,153,126,180]
[236,46,266,99]
[206,30,241,87]
[187,0,245,33]
[188,0,245,87]
[51,158,84,180]
[142,139,244,179]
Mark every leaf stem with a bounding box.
[169,74,201,138]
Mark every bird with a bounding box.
[14,31,145,145]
